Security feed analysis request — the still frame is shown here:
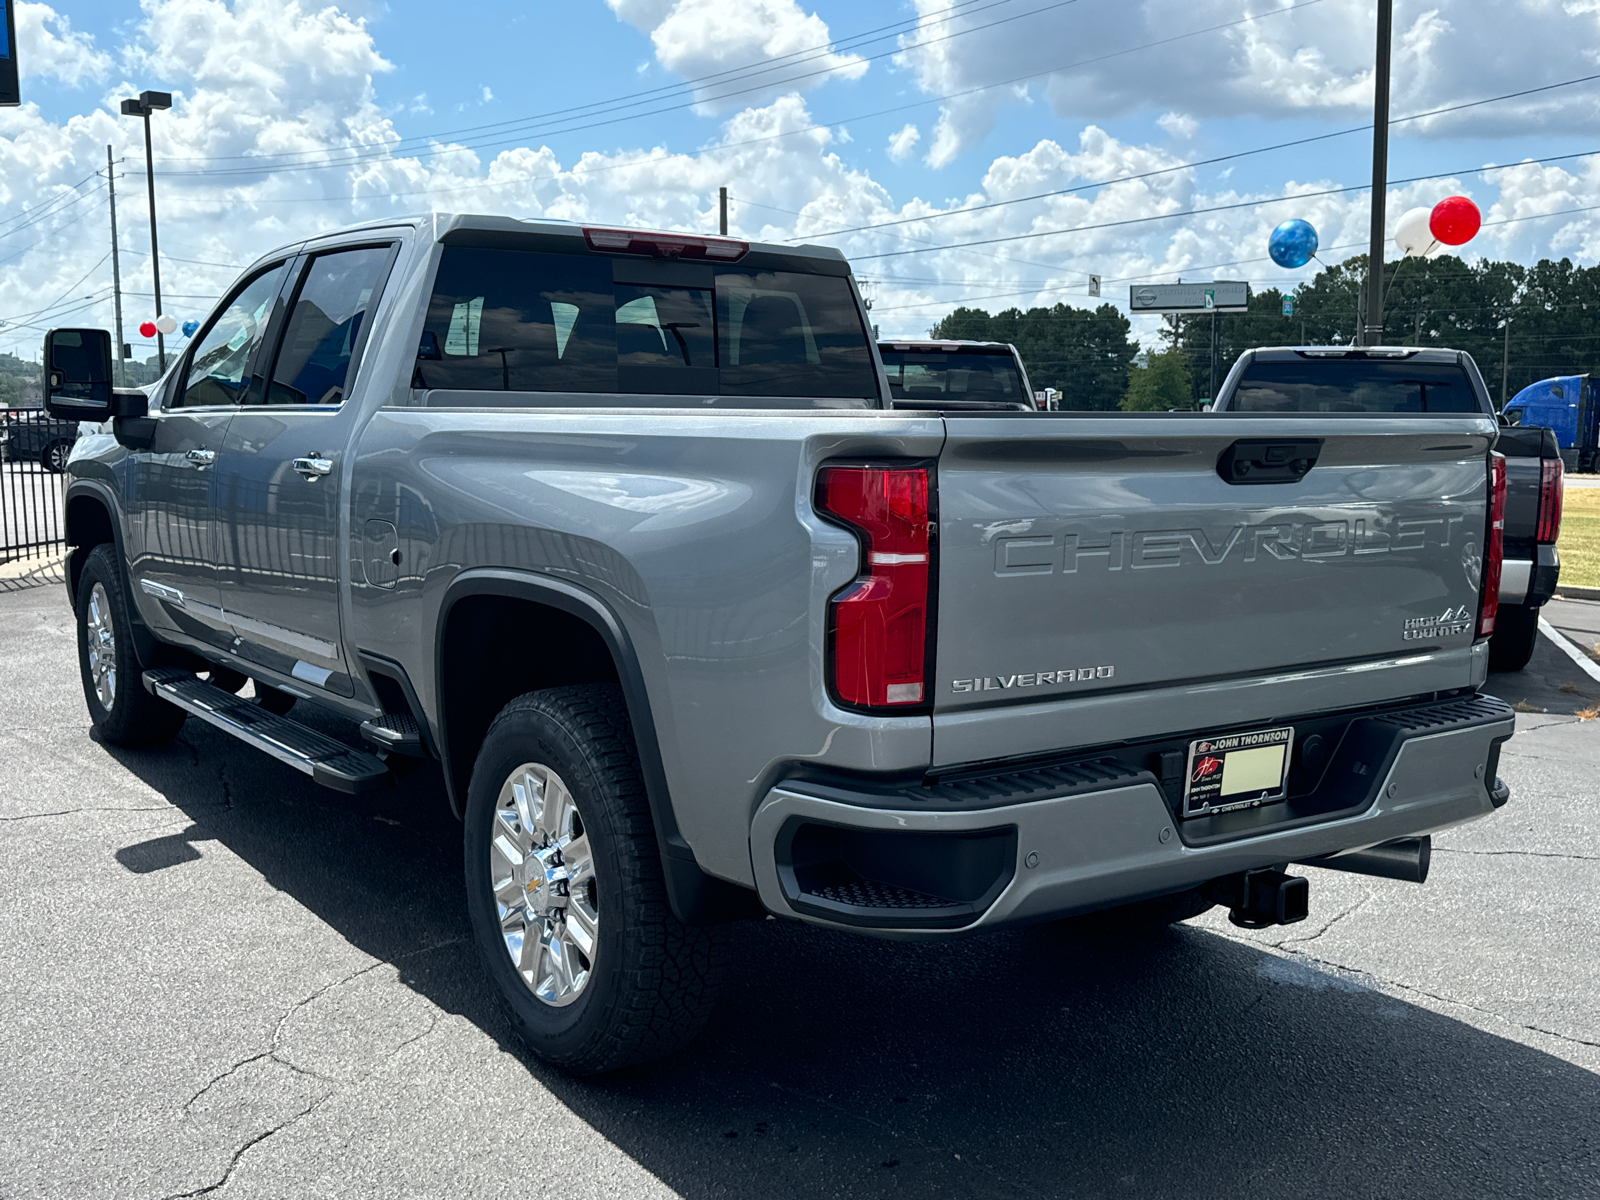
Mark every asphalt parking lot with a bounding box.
[2,579,1598,1199]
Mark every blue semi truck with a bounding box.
[1502,374,1599,473]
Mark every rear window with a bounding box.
[415,246,878,405]
[1229,360,1483,413]
[879,348,1024,401]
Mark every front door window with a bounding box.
[177,263,290,408]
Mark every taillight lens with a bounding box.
[1537,456,1564,543]
[1479,452,1507,638]
[817,464,931,709]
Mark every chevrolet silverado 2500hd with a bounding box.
[43,216,1514,1073]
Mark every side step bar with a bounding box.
[143,668,392,794]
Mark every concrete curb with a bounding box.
[1553,585,1600,603]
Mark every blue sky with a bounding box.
[1,0,1598,349]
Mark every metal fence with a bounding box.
[1,410,72,563]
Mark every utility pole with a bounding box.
[719,186,728,236]
[120,90,171,372]
[1501,315,1512,404]
[106,145,126,387]
[1208,310,1218,403]
[1362,0,1394,346]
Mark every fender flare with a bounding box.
[435,568,759,924]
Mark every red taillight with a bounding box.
[817,464,931,709]
[582,226,748,261]
[1537,456,1564,544]
[1479,452,1507,638]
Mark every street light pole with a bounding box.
[120,90,171,373]
[1363,0,1394,346]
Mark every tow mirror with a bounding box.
[43,328,148,422]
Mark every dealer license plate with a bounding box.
[1182,726,1294,818]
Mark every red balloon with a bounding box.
[138,320,157,338]
[1429,195,1481,246]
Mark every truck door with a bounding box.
[125,260,293,649]
[210,242,399,697]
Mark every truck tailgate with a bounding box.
[932,414,1496,766]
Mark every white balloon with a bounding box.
[154,314,178,335]
[1394,207,1437,258]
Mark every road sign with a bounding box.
[1088,274,1101,298]
[0,0,17,107]
[1282,296,1295,317]
[1129,281,1249,313]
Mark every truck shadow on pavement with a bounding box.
[104,715,1600,1200]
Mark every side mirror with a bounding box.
[44,328,113,419]
[43,328,149,422]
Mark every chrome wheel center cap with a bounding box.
[523,843,569,920]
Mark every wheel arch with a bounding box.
[435,568,759,925]
[64,481,126,601]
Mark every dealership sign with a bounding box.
[1129,282,1250,313]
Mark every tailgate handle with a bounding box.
[1217,438,1321,485]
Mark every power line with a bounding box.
[154,0,1090,180]
[150,0,1318,209]
[852,149,1600,261]
[796,70,1600,242]
[152,0,1013,166]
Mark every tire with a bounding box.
[41,439,70,473]
[1489,603,1540,672]
[463,684,725,1074]
[75,545,187,748]
[254,683,296,714]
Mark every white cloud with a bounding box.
[605,0,867,109]
[15,1,113,87]
[894,0,1600,164]
[0,0,1594,362]
[480,86,493,105]
[886,123,919,163]
[1157,112,1198,140]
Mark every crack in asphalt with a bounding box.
[1275,890,1372,949]
[1435,847,1600,863]
[167,938,463,1199]
[0,804,173,822]
[1277,946,1600,1057]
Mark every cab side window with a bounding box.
[175,263,290,409]
[263,246,394,406]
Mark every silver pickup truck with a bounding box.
[43,215,1514,1073]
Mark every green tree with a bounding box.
[928,301,1137,409]
[1120,347,1192,411]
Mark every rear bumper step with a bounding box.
[143,668,392,794]
[752,694,1514,935]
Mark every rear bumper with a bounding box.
[1500,545,1560,608]
[751,694,1515,936]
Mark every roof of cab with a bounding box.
[432,212,848,265]
[1243,346,1467,362]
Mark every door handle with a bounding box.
[292,455,334,480]
[185,448,216,466]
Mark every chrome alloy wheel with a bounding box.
[86,582,117,711]
[489,762,599,1007]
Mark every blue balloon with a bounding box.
[181,318,200,338]
[1268,219,1318,269]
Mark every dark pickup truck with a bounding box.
[1212,346,1563,671]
